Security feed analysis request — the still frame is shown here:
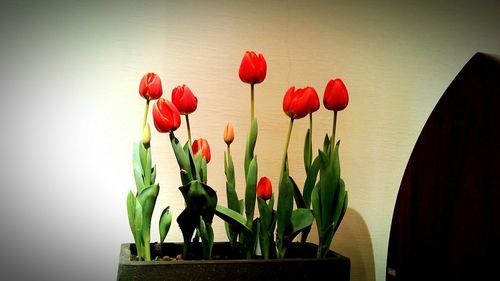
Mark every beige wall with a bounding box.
[1,0,499,280]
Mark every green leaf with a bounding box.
[300,225,312,244]
[180,180,218,225]
[304,128,312,174]
[188,145,199,182]
[256,217,268,257]
[169,133,192,185]
[199,216,207,240]
[224,151,235,186]
[144,146,152,186]
[199,218,214,259]
[159,206,172,244]
[224,221,233,245]
[284,154,289,175]
[245,157,258,226]
[138,184,159,246]
[199,219,214,259]
[134,199,143,259]
[332,178,346,229]
[322,224,335,257]
[226,182,240,213]
[303,156,320,208]
[200,157,207,184]
[138,142,148,173]
[133,160,144,194]
[225,151,239,212]
[150,164,156,184]
[311,183,322,232]
[276,175,293,245]
[200,182,218,224]
[239,199,245,215]
[244,118,258,178]
[334,184,348,234]
[288,208,314,242]
[318,151,339,227]
[132,142,140,163]
[126,191,136,240]
[194,152,202,180]
[330,140,341,169]
[183,140,190,155]
[268,193,274,210]
[177,209,196,245]
[257,197,272,230]
[323,134,330,155]
[290,176,306,209]
[215,205,251,233]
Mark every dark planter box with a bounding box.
[117,242,350,281]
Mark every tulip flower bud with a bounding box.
[152,98,181,133]
[309,89,320,114]
[192,138,211,163]
[139,72,163,100]
[323,78,349,111]
[224,122,234,145]
[172,85,198,115]
[238,51,267,85]
[142,123,151,146]
[256,177,272,201]
[283,86,319,120]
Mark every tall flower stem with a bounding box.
[250,83,255,122]
[331,111,338,153]
[280,118,294,180]
[142,99,150,129]
[185,115,192,147]
[309,113,313,149]
[144,244,151,262]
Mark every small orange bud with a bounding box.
[224,122,234,145]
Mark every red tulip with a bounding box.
[152,98,181,133]
[309,89,320,114]
[238,51,267,85]
[172,85,198,115]
[282,86,319,120]
[256,177,272,200]
[323,78,349,111]
[192,138,211,163]
[139,72,163,100]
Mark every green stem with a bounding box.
[331,111,338,154]
[185,115,192,147]
[143,241,151,261]
[183,242,188,259]
[251,83,255,122]
[280,118,294,181]
[309,112,313,155]
[142,99,150,129]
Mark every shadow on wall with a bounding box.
[333,208,376,281]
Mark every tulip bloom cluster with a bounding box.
[127,73,171,262]
[126,51,349,261]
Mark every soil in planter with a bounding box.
[130,242,343,261]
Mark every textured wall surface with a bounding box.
[0,0,499,281]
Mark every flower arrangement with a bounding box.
[126,51,349,261]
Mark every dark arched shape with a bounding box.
[386,52,500,281]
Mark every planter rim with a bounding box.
[119,242,349,265]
